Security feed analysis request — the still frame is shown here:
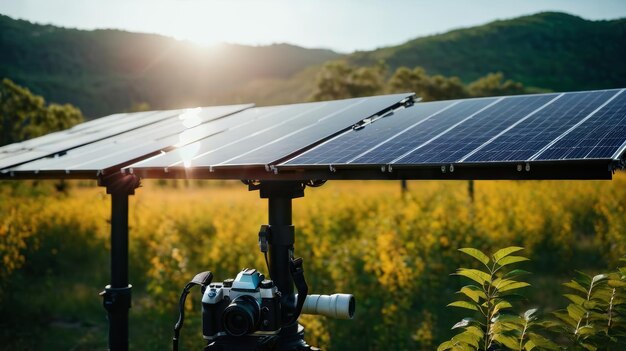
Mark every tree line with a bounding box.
[311,60,530,102]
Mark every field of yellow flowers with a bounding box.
[1,176,625,350]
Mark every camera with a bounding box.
[202,268,282,340]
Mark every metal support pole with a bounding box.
[99,173,140,351]
[268,196,297,334]
[254,181,314,350]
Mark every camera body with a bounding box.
[202,268,282,340]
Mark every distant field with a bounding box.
[1,176,625,350]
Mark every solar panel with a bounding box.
[285,97,499,166]
[0,110,180,170]
[283,100,455,165]
[126,94,412,171]
[2,104,252,175]
[279,89,626,171]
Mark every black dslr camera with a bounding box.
[171,224,355,351]
[202,268,281,338]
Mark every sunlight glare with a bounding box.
[178,142,201,168]
[179,107,202,128]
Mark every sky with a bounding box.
[1,0,625,53]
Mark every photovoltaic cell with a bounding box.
[465,90,620,162]
[348,98,499,164]
[284,100,455,165]
[395,93,558,164]
[534,89,626,160]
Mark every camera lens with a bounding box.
[223,295,260,336]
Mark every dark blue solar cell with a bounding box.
[285,100,454,165]
[535,89,626,160]
[394,94,558,164]
[349,98,499,164]
[465,90,620,162]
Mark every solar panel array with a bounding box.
[0,88,625,181]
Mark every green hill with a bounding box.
[0,14,340,117]
[1,12,625,118]
[348,12,626,91]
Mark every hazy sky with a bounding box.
[1,0,625,52]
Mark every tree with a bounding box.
[311,61,386,101]
[388,67,468,101]
[0,78,83,146]
[468,72,526,97]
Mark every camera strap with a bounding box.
[173,271,213,351]
[289,257,308,325]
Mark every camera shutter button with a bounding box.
[223,279,234,288]
[260,279,274,288]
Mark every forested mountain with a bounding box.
[1,12,624,118]
[348,12,626,92]
[0,14,340,117]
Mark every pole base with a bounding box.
[205,324,319,351]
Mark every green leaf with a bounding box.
[493,333,519,349]
[574,271,592,285]
[448,301,479,311]
[493,246,524,263]
[527,333,559,350]
[459,248,490,266]
[554,310,578,328]
[497,255,529,267]
[465,325,484,339]
[564,280,588,294]
[582,300,597,310]
[590,288,612,302]
[493,301,513,315]
[504,269,531,278]
[608,279,626,288]
[437,340,455,351]
[459,285,486,303]
[538,319,565,331]
[564,294,586,305]
[452,331,480,348]
[577,325,597,336]
[567,303,586,321]
[499,281,531,292]
[524,339,536,351]
[455,268,491,285]
[494,314,523,323]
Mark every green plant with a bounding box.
[439,247,557,351]
[547,258,626,350]
[441,248,626,351]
